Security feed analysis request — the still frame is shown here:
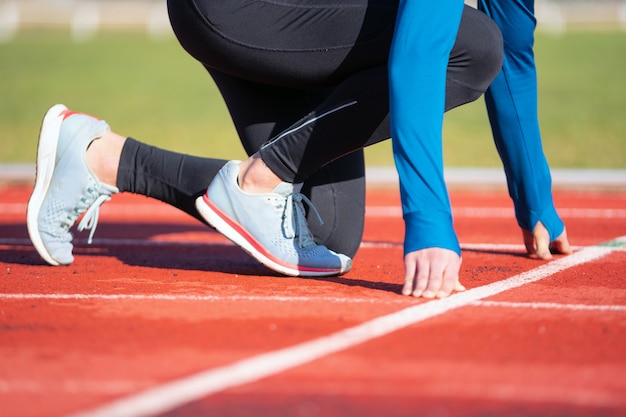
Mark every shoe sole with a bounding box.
[195,194,345,277]
[26,104,68,266]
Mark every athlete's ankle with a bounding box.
[238,153,282,193]
[85,131,126,187]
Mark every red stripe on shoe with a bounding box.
[60,109,101,121]
[202,194,339,274]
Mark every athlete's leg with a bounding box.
[27,105,227,266]
[61,127,224,227]
[115,138,226,224]
[208,69,366,258]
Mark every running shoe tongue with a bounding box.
[271,181,297,196]
[270,182,320,249]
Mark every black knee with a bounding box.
[467,8,504,93]
[301,152,366,258]
[446,6,504,110]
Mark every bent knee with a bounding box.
[460,7,504,92]
[446,6,504,109]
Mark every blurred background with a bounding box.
[2,0,626,40]
[1,0,625,175]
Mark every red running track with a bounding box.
[1,184,625,417]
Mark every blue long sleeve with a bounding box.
[478,0,565,240]
[389,0,464,256]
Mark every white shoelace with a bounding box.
[283,192,323,249]
[76,191,112,244]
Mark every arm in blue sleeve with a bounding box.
[478,0,565,240]
[389,0,464,256]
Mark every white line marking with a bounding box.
[472,300,626,312]
[61,242,617,417]
[1,238,596,253]
[0,238,509,250]
[0,293,408,305]
[0,238,231,247]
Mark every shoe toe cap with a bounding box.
[40,233,74,266]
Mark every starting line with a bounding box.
[58,239,620,417]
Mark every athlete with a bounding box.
[476,0,571,261]
[27,1,503,296]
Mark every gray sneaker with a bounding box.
[27,104,119,265]
[195,160,352,277]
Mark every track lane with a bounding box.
[1,186,625,417]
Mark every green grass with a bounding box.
[1,30,625,168]
[0,31,242,162]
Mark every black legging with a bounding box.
[117,0,503,258]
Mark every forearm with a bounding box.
[389,0,464,255]
[479,0,564,239]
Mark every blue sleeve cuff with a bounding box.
[513,200,565,241]
[403,210,461,256]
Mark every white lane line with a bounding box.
[472,300,626,312]
[0,238,594,253]
[0,293,409,305]
[61,241,617,417]
[0,238,519,250]
[0,238,231,247]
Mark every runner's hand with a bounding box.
[523,221,572,260]
[402,248,465,298]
